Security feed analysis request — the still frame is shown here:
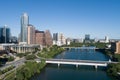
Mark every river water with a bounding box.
[31,48,111,80]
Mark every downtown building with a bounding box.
[35,30,53,46]
[10,36,18,43]
[20,13,36,44]
[53,33,66,46]
[0,25,11,43]
[20,13,29,44]
[84,34,90,43]
[19,13,53,46]
[98,36,110,43]
[35,30,45,46]
[111,41,120,54]
[45,30,53,46]
[27,24,35,44]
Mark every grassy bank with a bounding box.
[96,49,113,59]
[63,42,109,49]
[37,45,65,58]
[91,48,120,80]
[107,62,120,80]
[107,54,120,80]
[102,50,120,80]
[4,60,46,80]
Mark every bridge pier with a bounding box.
[95,65,98,69]
[76,64,78,68]
[58,63,60,67]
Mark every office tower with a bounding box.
[18,33,21,43]
[21,13,29,43]
[94,37,98,43]
[105,36,109,43]
[59,33,66,45]
[11,36,18,43]
[53,33,66,46]
[66,38,71,45]
[27,24,35,44]
[35,30,45,46]
[84,34,90,43]
[53,33,58,41]
[111,41,120,54]
[0,25,11,43]
[45,30,53,46]
[85,34,90,40]
[53,33,58,45]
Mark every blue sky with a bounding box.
[0,0,120,39]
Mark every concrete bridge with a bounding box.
[46,59,118,69]
[62,47,97,50]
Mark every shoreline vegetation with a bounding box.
[4,45,65,80]
[96,48,120,80]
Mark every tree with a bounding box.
[25,54,36,60]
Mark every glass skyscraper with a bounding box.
[21,13,29,43]
[0,25,11,43]
[85,34,90,40]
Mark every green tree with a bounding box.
[25,54,36,60]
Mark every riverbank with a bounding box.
[95,49,113,59]
[37,45,65,59]
[96,48,120,80]
[4,45,65,80]
[107,54,120,80]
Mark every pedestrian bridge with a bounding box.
[46,59,118,69]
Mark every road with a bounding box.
[0,57,26,79]
[0,57,25,70]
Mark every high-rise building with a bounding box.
[11,36,18,43]
[35,30,45,46]
[84,34,90,43]
[53,33,58,45]
[85,34,90,40]
[105,36,109,43]
[111,41,120,54]
[66,38,71,45]
[27,24,35,44]
[53,33,58,41]
[21,13,29,43]
[35,30,52,46]
[0,25,11,43]
[94,37,98,43]
[53,33,66,46]
[45,30,53,46]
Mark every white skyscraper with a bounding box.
[21,13,29,43]
[53,33,66,46]
[105,36,109,43]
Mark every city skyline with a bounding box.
[0,0,120,39]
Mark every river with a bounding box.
[31,48,111,80]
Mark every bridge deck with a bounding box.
[46,59,118,67]
[62,47,96,49]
